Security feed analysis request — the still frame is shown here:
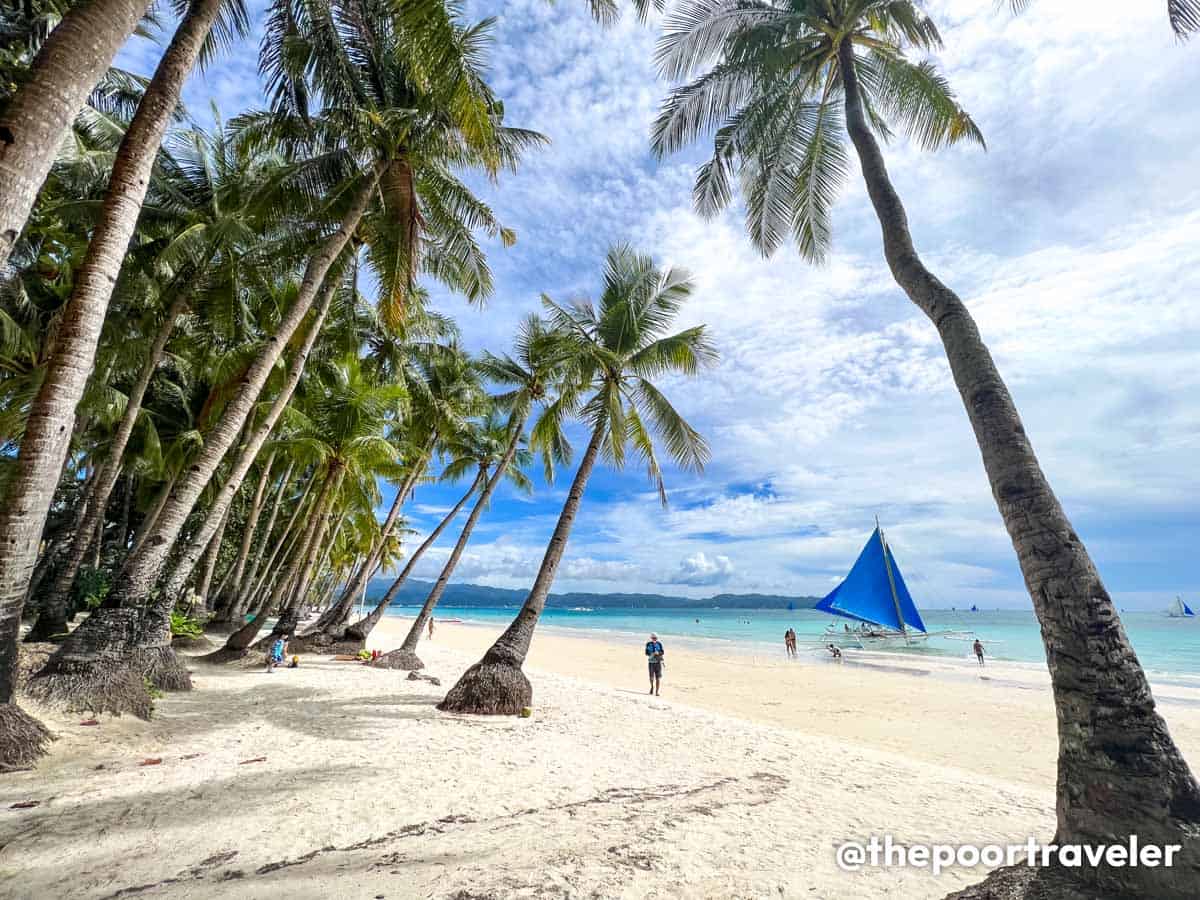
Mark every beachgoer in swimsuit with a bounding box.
[974,639,985,667]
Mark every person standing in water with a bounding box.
[973,639,985,667]
[645,633,664,695]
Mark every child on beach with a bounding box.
[266,636,287,672]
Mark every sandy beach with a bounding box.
[4,616,1199,899]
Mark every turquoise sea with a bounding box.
[383,605,1200,678]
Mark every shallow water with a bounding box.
[382,605,1200,678]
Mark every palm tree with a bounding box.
[440,246,716,714]
[368,408,534,666]
[651,3,1199,894]
[306,338,485,642]
[0,0,151,272]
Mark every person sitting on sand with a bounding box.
[645,633,664,696]
[266,636,287,672]
[973,639,985,667]
[827,643,842,661]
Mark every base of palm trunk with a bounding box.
[369,648,423,670]
[0,703,54,772]
[287,630,362,656]
[945,864,1101,900]
[23,615,69,643]
[16,643,56,692]
[26,652,155,719]
[437,660,531,715]
[142,645,192,692]
[196,646,251,665]
[171,633,215,652]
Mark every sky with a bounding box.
[120,0,1200,609]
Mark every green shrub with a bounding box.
[170,610,204,638]
[74,567,110,610]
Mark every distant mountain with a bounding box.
[365,578,821,610]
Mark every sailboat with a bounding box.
[1167,597,1196,619]
[815,521,966,649]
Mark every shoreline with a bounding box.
[3,616,1197,898]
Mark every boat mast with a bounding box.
[877,516,908,643]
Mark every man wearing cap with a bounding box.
[645,633,665,696]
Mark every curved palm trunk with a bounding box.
[160,279,335,599]
[226,475,315,629]
[344,473,481,648]
[28,294,188,641]
[835,42,1199,896]
[0,0,150,270]
[192,504,230,609]
[221,462,300,626]
[313,437,435,635]
[129,471,176,558]
[203,471,334,661]
[439,427,604,713]
[211,454,275,618]
[374,423,527,671]
[27,169,379,716]
[260,469,342,644]
[0,0,218,764]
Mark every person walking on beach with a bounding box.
[428,617,435,641]
[784,628,797,658]
[973,639,985,667]
[645,633,664,695]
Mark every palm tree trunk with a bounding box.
[212,453,275,618]
[25,168,380,716]
[27,294,187,641]
[159,278,336,600]
[439,426,604,713]
[315,436,435,634]
[260,468,342,644]
[835,40,1199,895]
[0,0,150,271]
[310,443,433,634]
[230,475,315,627]
[374,437,523,672]
[193,504,229,609]
[345,472,481,648]
[0,0,227,731]
[220,461,297,626]
[128,471,175,558]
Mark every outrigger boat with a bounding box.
[815,520,970,649]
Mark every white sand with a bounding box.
[3,615,1198,899]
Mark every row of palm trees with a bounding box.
[1,1,1198,897]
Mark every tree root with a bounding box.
[142,645,192,692]
[0,703,54,772]
[437,660,531,715]
[195,647,251,665]
[369,648,423,671]
[24,654,155,719]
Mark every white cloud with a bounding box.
[671,551,735,586]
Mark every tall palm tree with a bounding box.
[0,0,151,272]
[368,408,534,666]
[440,246,716,714]
[651,3,1199,894]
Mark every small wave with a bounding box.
[568,607,594,612]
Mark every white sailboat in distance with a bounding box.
[1167,596,1196,619]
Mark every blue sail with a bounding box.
[1186,601,1196,617]
[815,527,927,633]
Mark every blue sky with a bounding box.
[121,1,1200,609]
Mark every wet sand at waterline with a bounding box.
[3,617,1198,899]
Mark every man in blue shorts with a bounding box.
[645,633,664,695]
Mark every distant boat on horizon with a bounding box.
[1167,597,1196,618]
